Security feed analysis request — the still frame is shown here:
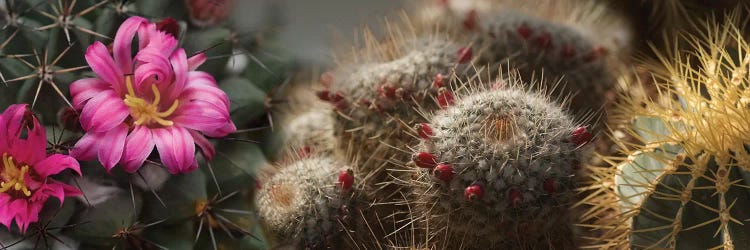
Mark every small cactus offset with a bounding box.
[584,10,750,249]
[405,77,591,248]
[255,155,358,249]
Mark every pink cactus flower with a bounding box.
[69,16,236,174]
[0,104,81,233]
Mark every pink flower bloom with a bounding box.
[69,16,236,174]
[0,104,82,233]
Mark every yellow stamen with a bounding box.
[122,76,179,127]
[0,153,32,197]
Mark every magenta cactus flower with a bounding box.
[0,104,81,233]
[69,16,236,174]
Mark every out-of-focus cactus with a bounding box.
[414,0,632,114]
[583,10,750,249]
[404,76,590,248]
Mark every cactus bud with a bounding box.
[338,169,354,190]
[433,73,445,88]
[156,17,180,38]
[571,126,592,147]
[509,188,522,207]
[185,0,234,27]
[456,47,472,64]
[463,10,478,31]
[414,152,438,168]
[543,178,556,194]
[437,89,455,108]
[517,24,532,39]
[434,164,454,182]
[58,107,81,132]
[416,123,434,139]
[464,184,484,201]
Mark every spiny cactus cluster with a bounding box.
[0,0,291,249]
[581,9,750,249]
[253,0,634,249]
[406,82,590,248]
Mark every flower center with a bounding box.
[122,76,179,127]
[0,153,32,197]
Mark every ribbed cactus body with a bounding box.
[595,12,750,249]
[407,84,588,248]
[255,156,357,249]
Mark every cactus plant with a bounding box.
[0,0,290,249]
[404,77,591,248]
[414,0,632,114]
[255,155,359,249]
[582,10,750,249]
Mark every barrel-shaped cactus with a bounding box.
[587,11,750,249]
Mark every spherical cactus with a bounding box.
[406,84,590,248]
[414,0,633,114]
[255,156,358,249]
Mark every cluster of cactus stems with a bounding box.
[0,0,292,249]
[257,0,631,248]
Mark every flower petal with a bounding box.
[34,154,82,178]
[70,132,102,161]
[79,90,129,133]
[180,71,230,109]
[187,53,206,71]
[70,78,109,109]
[0,194,12,229]
[113,16,148,74]
[0,104,28,148]
[172,100,235,137]
[189,129,215,160]
[121,126,155,173]
[10,117,47,165]
[167,48,188,100]
[85,42,124,93]
[97,124,128,171]
[153,126,197,174]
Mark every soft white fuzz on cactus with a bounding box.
[407,84,591,248]
[255,156,357,249]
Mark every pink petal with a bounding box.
[134,48,172,90]
[97,124,128,171]
[113,16,148,74]
[167,48,189,100]
[190,129,215,160]
[180,72,230,109]
[85,42,124,93]
[0,104,28,145]
[153,126,197,174]
[172,100,235,137]
[70,78,109,109]
[187,53,207,71]
[70,132,102,160]
[9,199,38,233]
[0,194,12,229]
[10,117,47,165]
[34,154,82,178]
[121,126,155,173]
[79,90,129,133]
